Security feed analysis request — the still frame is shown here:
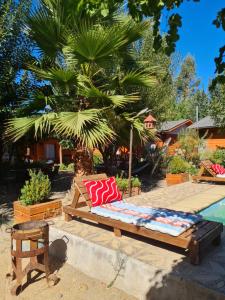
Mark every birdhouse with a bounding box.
[144,114,156,129]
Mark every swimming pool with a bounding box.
[200,197,225,225]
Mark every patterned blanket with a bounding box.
[91,201,202,236]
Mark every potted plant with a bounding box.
[14,170,62,223]
[166,156,190,186]
[116,176,141,198]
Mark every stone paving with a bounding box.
[52,181,225,296]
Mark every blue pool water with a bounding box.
[200,197,225,225]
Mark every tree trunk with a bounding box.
[73,148,93,177]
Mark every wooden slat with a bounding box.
[192,176,225,182]
[63,206,190,248]
[192,222,218,241]
[179,221,208,239]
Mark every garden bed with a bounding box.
[14,199,62,223]
[166,173,189,186]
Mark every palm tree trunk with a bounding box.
[73,148,93,176]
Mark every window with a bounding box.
[44,144,55,160]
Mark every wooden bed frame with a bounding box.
[63,173,223,265]
[192,159,225,183]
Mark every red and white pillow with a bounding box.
[211,164,225,175]
[83,177,122,207]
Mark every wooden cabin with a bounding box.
[188,116,225,150]
[25,138,74,164]
[158,119,193,155]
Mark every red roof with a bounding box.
[144,115,156,123]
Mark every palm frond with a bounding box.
[52,110,115,147]
[28,6,66,59]
[5,113,56,142]
[79,83,140,108]
[64,21,133,65]
[120,70,158,87]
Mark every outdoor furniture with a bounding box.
[63,173,223,265]
[8,220,50,295]
[192,159,225,183]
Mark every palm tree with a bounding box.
[5,0,158,175]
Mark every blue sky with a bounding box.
[32,0,224,90]
[162,0,225,90]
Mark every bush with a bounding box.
[132,176,141,188]
[177,129,201,164]
[211,149,225,166]
[93,153,103,167]
[115,176,141,191]
[59,163,74,171]
[167,156,190,174]
[20,170,51,206]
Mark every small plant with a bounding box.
[93,153,103,167]
[131,176,141,188]
[115,176,141,191]
[59,163,74,171]
[59,163,67,171]
[20,170,51,206]
[211,149,225,166]
[115,176,128,191]
[167,156,190,174]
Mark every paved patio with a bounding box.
[50,181,225,299]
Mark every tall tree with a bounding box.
[212,8,225,87]
[210,83,225,127]
[0,0,32,161]
[5,0,158,173]
[138,28,176,122]
[175,55,200,119]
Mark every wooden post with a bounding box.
[128,124,133,197]
[59,145,63,165]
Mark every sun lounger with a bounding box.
[192,159,225,183]
[63,173,223,264]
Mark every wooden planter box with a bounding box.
[14,199,62,223]
[166,173,189,186]
[121,187,141,199]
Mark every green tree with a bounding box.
[0,0,32,161]
[175,55,200,119]
[138,28,176,122]
[210,83,225,127]
[6,0,158,172]
[212,8,225,87]
[190,90,209,121]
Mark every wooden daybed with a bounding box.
[192,159,225,183]
[63,173,223,265]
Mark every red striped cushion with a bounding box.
[211,164,225,175]
[83,177,122,207]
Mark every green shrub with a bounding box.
[59,163,74,171]
[93,153,103,167]
[167,156,190,174]
[116,176,128,191]
[177,129,201,163]
[115,176,141,191]
[187,164,198,175]
[211,149,225,166]
[131,176,141,188]
[59,163,67,171]
[20,170,51,206]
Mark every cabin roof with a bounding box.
[188,116,215,129]
[159,119,192,132]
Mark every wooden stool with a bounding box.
[9,220,50,295]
